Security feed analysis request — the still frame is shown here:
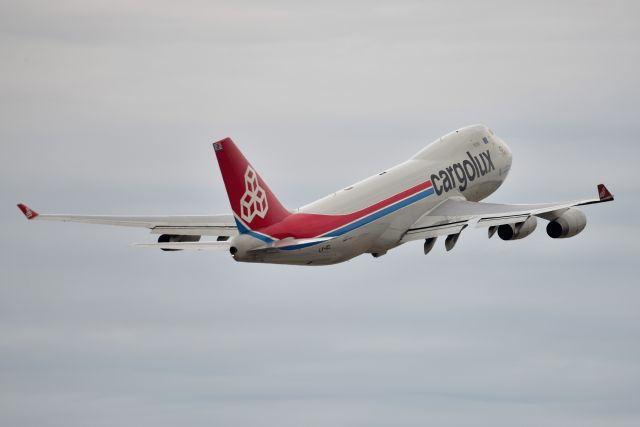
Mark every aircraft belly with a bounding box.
[252,221,386,265]
[252,198,436,265]
[367,196,438,252]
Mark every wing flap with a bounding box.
[477,214,533,228]
[400,221,468,242]
[150,226,238,236]
[133,241,231,251]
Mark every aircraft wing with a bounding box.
[401,184,614,242]
[16,203,238,237]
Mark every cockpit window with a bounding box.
[482,137,489,145]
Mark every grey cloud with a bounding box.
[1,1,639,426]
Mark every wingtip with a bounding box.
[597,184,614,202]
[17,203,39,220]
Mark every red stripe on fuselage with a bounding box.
[256,180,433,239]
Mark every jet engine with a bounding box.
[497,216,537,241]
[228,233,263,261]
[157,234,201,251]
[546,208,587,238]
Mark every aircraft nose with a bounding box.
[494,135,513,170]
[494,135,511,155]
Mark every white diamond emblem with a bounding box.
[240,166,269,223]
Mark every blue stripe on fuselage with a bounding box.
[234,217,274,243]
[238,186,435,249]
[321,186,435,238]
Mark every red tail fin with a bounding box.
[213,138,289,229]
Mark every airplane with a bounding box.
[17,124,614,266]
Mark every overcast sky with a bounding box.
[1,1,639,426]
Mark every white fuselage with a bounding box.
[233,124,513,265]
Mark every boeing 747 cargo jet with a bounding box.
[18,125,613,265]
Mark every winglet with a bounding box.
[597,184,614,202]
[17,203,39,220]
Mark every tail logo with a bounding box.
[240,166,269,223]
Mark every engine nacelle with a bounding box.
[497,216,538,240]
[157,234,200,251]
[546,208,587,238]
[228,234,263,262]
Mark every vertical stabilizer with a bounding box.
[213,138,289,230]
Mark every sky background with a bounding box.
[1,1,639,426]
